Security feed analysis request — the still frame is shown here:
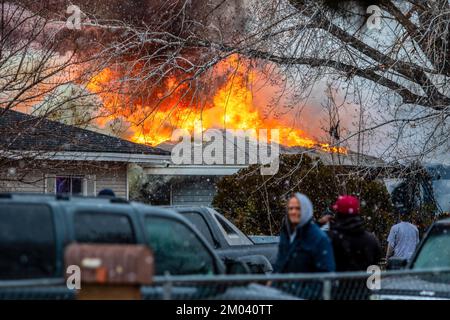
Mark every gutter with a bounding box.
[0,150,172,164]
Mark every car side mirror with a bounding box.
[237,255,273,274]
[224,259,251,275]
[387,257,407,270]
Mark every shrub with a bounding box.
[212,154,394,246]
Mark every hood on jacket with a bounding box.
[333,215,365,234]
[285,193,314,234]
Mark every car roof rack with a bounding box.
[0,193,12,198]
[110,197,129,204]
[56,194,70,201]
[0,192,130,204]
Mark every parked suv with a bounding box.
[0,193,224,281]
[0,193,295,300]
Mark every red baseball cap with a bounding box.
[332,195,360,215]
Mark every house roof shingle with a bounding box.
[0,109,169,156]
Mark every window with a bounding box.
[413,225,450,269]
[215,213,238,235]
[182,212,216,247]
[212,210,252,246]
[145,216,215,275]
[56,176,83,195]
[0,204,56,280]
[46,175,96,196]
[74,212,136,244]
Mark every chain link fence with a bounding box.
[1,269,449,300]
[143,268,450,300]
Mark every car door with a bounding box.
[0,200,74,299]
[177,210,219,248]
[139,212,227,299]
[142,214,219,276]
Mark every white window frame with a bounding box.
[45,174,96,196]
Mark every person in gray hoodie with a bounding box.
[273,193,335,274]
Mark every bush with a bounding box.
[212,154,394,245]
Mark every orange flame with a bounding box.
[86,55,347,154]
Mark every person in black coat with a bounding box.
[328,195,381,272]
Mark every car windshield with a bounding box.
[412,224,450,270]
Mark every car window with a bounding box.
[212,211,252,246]
[0,203,56,280]
[144,216,215,275]
[215,213,237,235]
[412,225,450,269]
[74,212,136,244]
[181,212,216,246]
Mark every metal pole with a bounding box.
[322,280,332,300]
[162,272,172,300]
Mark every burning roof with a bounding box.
[86,54,347,154]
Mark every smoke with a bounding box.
[6,1,355,150]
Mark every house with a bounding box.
[143,136,449,213]
[0,109,170,199]
[141,134,388,206]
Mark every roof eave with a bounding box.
[0,150,171,164]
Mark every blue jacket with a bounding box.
[274,219,336,273]
[274,193,335,274]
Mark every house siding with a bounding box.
[0,170,45,193]
[171,181,217,206]
[95,166,128,199]
[0,161,128,198]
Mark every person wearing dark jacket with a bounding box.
[328,195,382,272]
[274,193,335,274]
[273,193,335,299]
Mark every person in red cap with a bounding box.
[328,195,382,271]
